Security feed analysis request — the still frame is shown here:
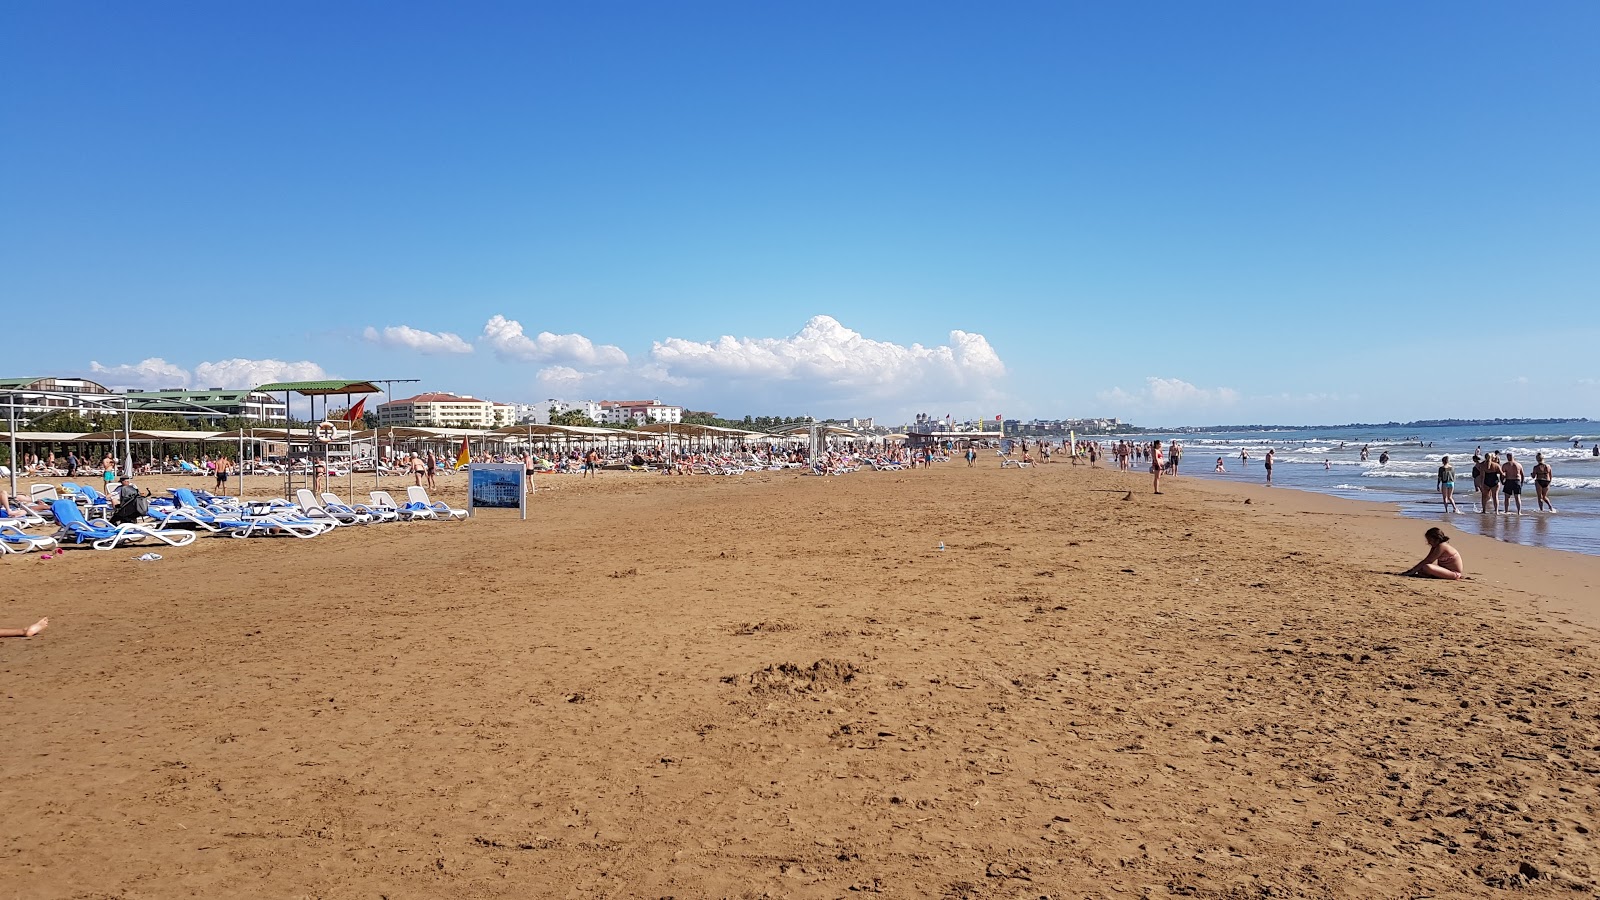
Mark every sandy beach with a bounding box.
[3,461,1597,898]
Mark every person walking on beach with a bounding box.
[1480,452,1502,514]
[425,452,438,490]
[1400,527,1465,580]
[1500,452,1525,515]
[1531,453,1555,511]
[1150,440,1165,495]
[1436,455,1459,513]
[1239,448,1249,468]
[1264,448,1274,484]
[964,446,976,467]
[1169,442,1182,476]
[215,456,231,492]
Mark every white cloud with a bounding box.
[534,365,589,392]
[86,357,328,393]
[89,358,192,390]
[1510,375,1530,386]
[363,325,474,355]
[649,315,1005,393]
[193,359,328,389]
[480,315,628,366]
[1098,377,1241,411]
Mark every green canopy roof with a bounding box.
[253,380,383,396]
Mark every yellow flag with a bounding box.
[456,437,470,469]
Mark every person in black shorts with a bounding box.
[1531,453,1555,512]
[1500,451,1524,515]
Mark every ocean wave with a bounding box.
[1361,469,1431,479]
[1551,477,1600,490]
[1498,447,1595,460]
[1473,435,1590,443]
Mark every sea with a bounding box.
[1123,420,1600,557]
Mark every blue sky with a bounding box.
[4,2,1596,425]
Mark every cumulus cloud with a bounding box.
[480,315,628,366]
[1097,377,1241,411]
[89,357,328,391]
[192,359,328,389]
[363,325,474,355]
[650,316,1005,394]
[89,358,192,390]
[534,365,589,392]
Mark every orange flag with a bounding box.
[455,437,470,469]
[344,397,366,424]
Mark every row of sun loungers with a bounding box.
[0,484,467,554]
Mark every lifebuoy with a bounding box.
[314,421,337,443]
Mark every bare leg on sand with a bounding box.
[1,618,49,638]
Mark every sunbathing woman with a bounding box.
[1,618,48,638]
[1400,527,1465,580]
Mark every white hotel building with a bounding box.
[377,392,517,428]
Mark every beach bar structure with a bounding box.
[253,379,384,500]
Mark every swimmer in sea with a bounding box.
[1399,527,1465,580]
[1215,457,1225,473]
[1324,459,1331,470]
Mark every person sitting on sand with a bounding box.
[1400,527,1465,580]
[1,618,48,638]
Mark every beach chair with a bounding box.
[71,483,116,512]
[0,521,58,554]
[1000,458,1031,469]
[155,490,331,539]
[296,489,372,525]
[50,500,197,550]
[406,486,466,520]
[322,492,397,523]
[369,490,434,521]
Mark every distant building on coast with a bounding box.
[598,399,683,426]
[378,392,517,428]
[122,389,289,424]
[0,376,117,418]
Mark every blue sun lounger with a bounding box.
[51,499,197,550]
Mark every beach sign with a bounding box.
[467,463,526,520]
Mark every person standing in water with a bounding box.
[1436,455,1459,513]
[1480,452,1502,514]
[1264,448,1274,484]
[1531,453,1555,512]
[1500,452,1525,515]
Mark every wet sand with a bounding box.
[3,462,1597,898]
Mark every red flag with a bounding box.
[995,414,1002,421]
[344,397,367,424]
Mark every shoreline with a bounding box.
[1163,471,1600,636]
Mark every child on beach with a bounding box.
[1400,527,1465,580]
[1436,455,1459,513]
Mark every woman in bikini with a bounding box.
[1150,440,1164,494]
[1531,453,1555,512]
[1479,452,1502,514]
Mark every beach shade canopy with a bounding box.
[253,380,384,396]
[0,431,92,443]
[629,422,754,438]
[76,430,225,442]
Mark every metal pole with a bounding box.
[122,398,132,477]
[7,393,16,499]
